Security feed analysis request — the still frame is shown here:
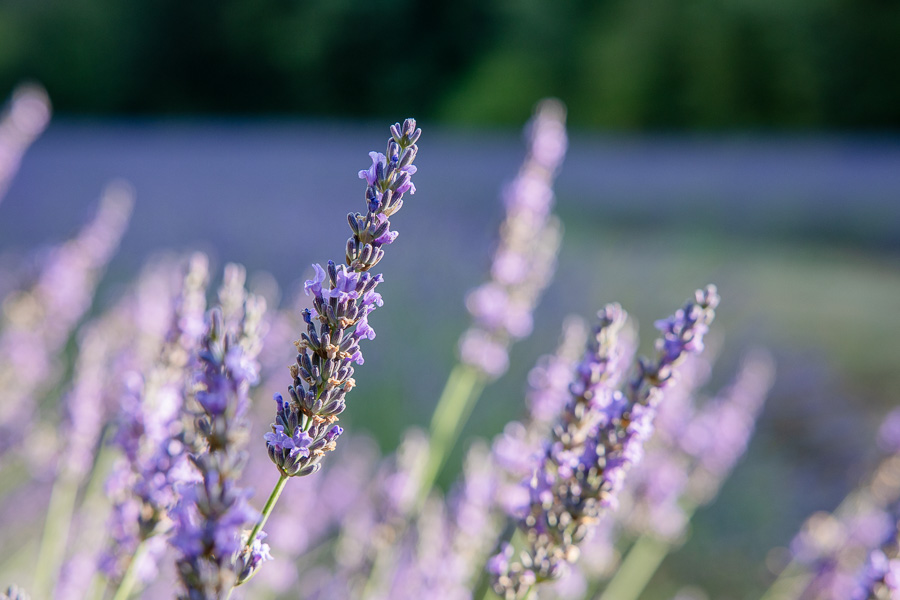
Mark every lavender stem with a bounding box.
[238,472,288,576]
[110,541,147,600]
[417,364,487,505]
[594,533,673,600]
[31,470,80,596]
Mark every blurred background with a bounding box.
[1,1,899,598]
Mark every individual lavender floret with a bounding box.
[491,286,719,599]
[459,99,567,378]
[0,84,51,203]
[171,304,266,596]
[265,118,420,479]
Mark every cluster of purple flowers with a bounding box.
[773,410,900,600]
[264,119,420,480]
[8,83,898,600]
[488,287,720,599]
[170,299,268,596]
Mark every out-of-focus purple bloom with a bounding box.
[172,295,267,595]
[0,183,133,461]
[459,99,567,378]
[266,119,420,480]
[681,351,775,505]
[0,84,50,204]
[878,409,900,454]
[787,417,900,600]
[100,254,209,583]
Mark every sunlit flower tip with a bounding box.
[304,263,327,298]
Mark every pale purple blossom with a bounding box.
[0,84,50,204]
[459,99,567,378]
[0,183,132,461]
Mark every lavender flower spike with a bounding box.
[460,99,567,378]
[491,286,719,599]
[172,302,266,596]
[266,119,421,479]
[0,84,51,204]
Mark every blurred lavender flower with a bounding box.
[781,409,900,600]
[854,536,900,600]
[459,99,567,378]
[0,183,133,461]
[100,254,209,584]
[491,286,719,599]
[0,84,50,204]
[265,118,420,479]
[168,266,269,595]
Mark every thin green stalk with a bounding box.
[246,473,289,554]
[111,540,148,600]
[757,564,812,600]
[32,472,80,597]
[416,363,486,506]
[595,534,672,600]
[361,364,486,599]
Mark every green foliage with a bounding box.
[0,0,897,128]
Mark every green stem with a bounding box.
[757,563,812,600]
[32,472,80,597]
[111,540,148,600]
[246,473,289,555]
[416,364,486,506]
[595,534,671,600]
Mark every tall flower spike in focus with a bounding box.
[265,118,420,479]
[490,286,719,599]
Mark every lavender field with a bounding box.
[1,93,900,600]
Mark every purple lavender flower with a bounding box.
[265,118,420,479]
[0,183,133,461]
[491,286,719,599]
[0,84,50,204]
[459,99,567,379]
[172,300,267,595]
[100,254,209,583]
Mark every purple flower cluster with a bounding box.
[786,423,900,600]
[265,118,420,478]
[100,254,209,583]
[170,283,269,595]
[459,99,567,378]
[490,286,720,599]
